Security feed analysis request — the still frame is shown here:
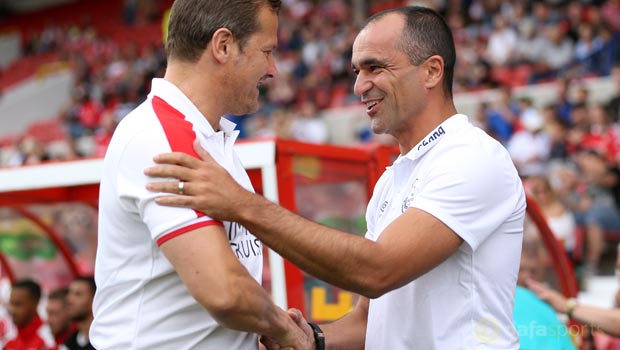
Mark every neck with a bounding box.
[164,60,222,131]
[78,315,93,340]
[397,98,458,155]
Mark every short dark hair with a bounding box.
[166,0,282,62]
[74,276,96,296]
[365,6,456,98]
[13,279,41,302]
[48,288,69,301]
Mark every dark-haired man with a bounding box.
[45,288,74,349]
[5,279,54,350]
[62,277,95,350]
[146,6,526,349]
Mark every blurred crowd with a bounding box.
[0,0,618,165]
[0,277,96,349]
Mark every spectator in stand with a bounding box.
[571,148,620,275]
[289,100,329,143]
[593,24,620,76]
[514,221,576,350]
[93,108,118,158]
[574,22,603,76]
[4,279,55,350]
[63,277,95,350]
[527,175,577,258]
[601,0,620,32]
[531,23,574,83]
[507,99,551,177]
[485,13,518,68]
[45,288,75,349]
[544,105,571,162]
[555,77,574,125]
[583,103,620,165]
[11,136,49,166]
[485,85,519,144]
[608,65,620,124]
[565,102,590,154]
[513,17,546,67]
[77,93,102,135]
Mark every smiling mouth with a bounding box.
[365,100,382,114]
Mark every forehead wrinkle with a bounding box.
[351,57,386,70]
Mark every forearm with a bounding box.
[321,298,368,350]
[161,228,294,339]
[572,305,620,337]
[208,275,291,338]
[236,191,384,297]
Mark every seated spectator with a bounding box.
[485,14,518,68]
[507,100,551,177]
[45,288,75,349]
[289,101,329,144]
[513,18,546,66]
[515,222,576,350]
[63,276,95,350]
[608,65,620,124]
[527,175,577,257]
[530,23,574,83]
[5,279,55,350]
[573,22,603,76]
[562,149,620,277]
[544,106,571,162]
[485,85,519,144]
[584,103,620,165]
[554,77,573,125]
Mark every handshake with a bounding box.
[258,308,321,350]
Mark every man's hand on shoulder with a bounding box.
[145,140,252,221]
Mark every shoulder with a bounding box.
[430,127,518,185]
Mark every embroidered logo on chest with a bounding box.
[401,178,419,213]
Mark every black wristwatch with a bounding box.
[307,322,325,350]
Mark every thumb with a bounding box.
[193,139,216,163]
[287,308,304,323]
[524,277,543,293]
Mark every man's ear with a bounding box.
[423,55,444,90]
[210,28,236,64]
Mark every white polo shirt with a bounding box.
[91,78,262,350]
[365,114,526,350]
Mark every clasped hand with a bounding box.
[259,308,315,350]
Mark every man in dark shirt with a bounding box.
[62,277,95,350]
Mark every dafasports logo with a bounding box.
[417,126,445,151]
[475,318,582,345]
[474,317,501,343]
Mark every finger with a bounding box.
[260,336,280,350]
[147,180,191,195]
[523,277,542,291]
[144,164,194,181]
[154,194,197,208]
[153,151,203,168]
[193,139,217,163]
[287,308,304,323]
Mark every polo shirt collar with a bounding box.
[149,78,239,142]
[397,114,469,163]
